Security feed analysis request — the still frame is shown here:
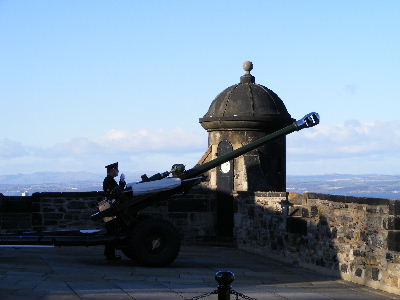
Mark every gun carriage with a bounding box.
[0,113,319,266]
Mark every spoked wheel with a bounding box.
[122,218,181,267]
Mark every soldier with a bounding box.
[102,162,126,261]
[103,162,126,197]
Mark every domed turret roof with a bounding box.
[200,61,293,131]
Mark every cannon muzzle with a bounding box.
[295,112,320,130]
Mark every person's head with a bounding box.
[105,162,119,178]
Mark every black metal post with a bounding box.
[215,270,235,300]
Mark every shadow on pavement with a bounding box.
[0,245,397,300]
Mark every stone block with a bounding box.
[57,207,67,213]
[389,200,400,215]
[386,252,394,261]
[1,213,31,230]
[3,197,32,213]
[168,213,188,221]
[87,201,98,209]
[386,252,400,263]
[43,213,64,220]
[386,217,400,230]
[286,217,307,235]
[288,206,304,217]
[43,220,58,226]
[338,214,353,223]
[53,199,65,204]
[168,198,208,212]
[385,275,399,288]
[254,191,287,198]
[42,207,56,213]
[372,268,380,281]
[32,226,45,231]
[355,268,363,278]
[310,206,318,218]
[340,263,348,273]
[66,201,87,209]
[366,207,378,213]
[330,227,337,239]
[388,231,400,252]
[365,255,380,266]
[288,192,306,204]
[314,257,326,267]
[31,202,40,212]
[247,206,255,218]
[305,193,323,200]
[39,198,54,203]
[353,250,365,257]
[31,213,42,226]
[188,213,213,225]
[300,208,309,217]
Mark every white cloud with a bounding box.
[95,128,206,153]
[0,138,31,158]
[287,120,400,174]
[0,128,208,174]
[287,120,400,158]
[40,128,207,156]
[1,122,400,175]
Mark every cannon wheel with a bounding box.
[122,218,181,267]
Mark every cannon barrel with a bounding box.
[180,112,320,180]
[90,112,319,221]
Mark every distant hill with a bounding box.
[0,172,399,199]
[0,171,156,195]
[0,172,103,184]
[0,171,146,184]
[287,174,400,199]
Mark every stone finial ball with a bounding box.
[243,61,253,72]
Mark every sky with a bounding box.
[0,0,399,177]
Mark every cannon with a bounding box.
[91,112,319,265]
[0,112,319,267]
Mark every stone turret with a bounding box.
[199,61,293,192]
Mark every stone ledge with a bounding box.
[303,192,391,205]
[32,191,104,198]
[236,191,288,197]
[341,273,400,296]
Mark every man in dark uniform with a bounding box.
[103,162,126,197]
[102,162,126,260]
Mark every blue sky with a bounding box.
[0,0,399,176]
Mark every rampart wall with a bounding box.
[0,185,216,242]
[235,191,400,295]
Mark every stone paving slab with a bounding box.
[66,281,134,300]
[116,281,179,300]
[0,246,399,300]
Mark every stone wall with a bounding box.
[139,185,217,242]
[0,192,103,233]
[0,186,217,243]
[0,195,33,232]
[234,191,400,295]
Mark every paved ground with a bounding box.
[0,245,399,300]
